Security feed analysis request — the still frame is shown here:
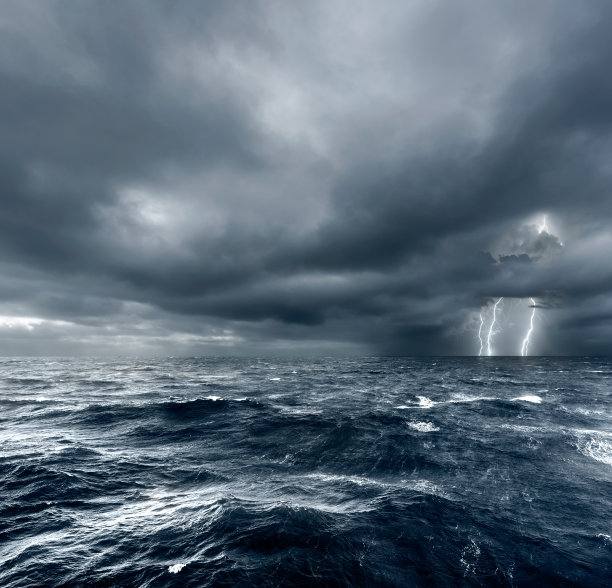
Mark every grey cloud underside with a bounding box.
[1,0,612,354]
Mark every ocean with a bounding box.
[0,357,611,586]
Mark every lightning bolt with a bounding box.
[473,214,557,356]
[538,215,548,234]
[486,297,503,356]
[521,298,536,356]
[477,313,485,356]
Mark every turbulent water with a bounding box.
[1,357,611,587]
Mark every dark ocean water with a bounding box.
[1,357,611,587]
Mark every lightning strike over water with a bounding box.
[478,313,485,356]
[486,298,503,356]
[521,298,536,356]
[474,214,561,356]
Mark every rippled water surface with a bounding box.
[1,357,611,586]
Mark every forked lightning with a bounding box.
[486,298,503,356]
[477,313,485,356]
[521,298,536,356]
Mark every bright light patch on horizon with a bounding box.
[0,316,73,331]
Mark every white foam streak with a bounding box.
[306,473,445,498]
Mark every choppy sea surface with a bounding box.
[1,357,611,587]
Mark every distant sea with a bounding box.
[1,357,611,586]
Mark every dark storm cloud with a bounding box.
[1,0,612,355]
[0,0,264,268]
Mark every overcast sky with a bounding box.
[1,0,612,356]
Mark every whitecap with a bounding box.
[408,421,440,432]
[417,396,436,408]
[512,395,542,403]
[168,563,187,574]
[204,395,222,401]
[269,377,281,381]
[575,432,612,466]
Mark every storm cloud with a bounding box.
[1,0,612,355]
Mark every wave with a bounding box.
[408,421,440,432]
[2,356,611,586]
[574,430,612,466]
[168,562,187,574]
[511,395,542,403]
[397,394,544,410]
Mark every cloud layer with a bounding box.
[2,0,612,355]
